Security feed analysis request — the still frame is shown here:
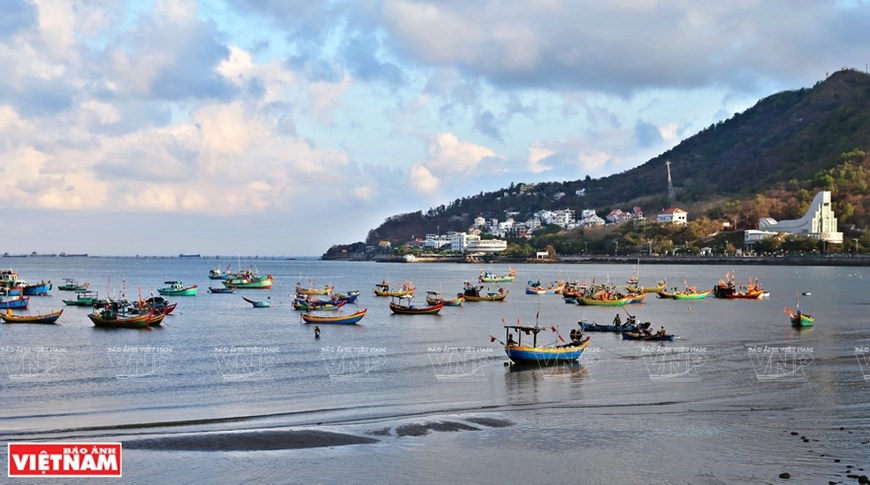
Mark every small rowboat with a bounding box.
[1,309,63,324]
[657,290,710,300]
[208,286,236,294]
[301,308,367,325]
[373,281,416,297]
[579,320,651,332]
[425,291,464,306]
[243,296,271,308]
[295,283,334,295]
[462,285,508,301]
[389,296,444,315]
[621,332,675,341]
[785,306,814,327]
[502,325,591,365]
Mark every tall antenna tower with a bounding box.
[665,160,676,208]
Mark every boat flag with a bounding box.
[490,336,497,342]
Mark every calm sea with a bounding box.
[1,257,868,484]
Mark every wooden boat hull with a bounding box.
[374,288,415,297]
[621,332,675,341]
[0,297,29,310]
[208,286,236,293]
[301,309,367,324]
[389,301,444,315]
[658,290,710,300]
[463,289,508,301]
[791,315,815,327]
[713,285,764,299]
[22,281,52,296]
[88,312,152,329]
[425,296,463,306]
[224,275,273,289]
[157,286,198,296]
[1,309,63,324]
[505,339,590,365]
[296,286,334,296]
[480,275,515,283]
[580,321,650,332]
[577,296,632,306]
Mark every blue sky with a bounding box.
[1,0,868,256]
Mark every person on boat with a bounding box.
[506,334,516,346]
[642,326,653,336]
[613,313,622,326]
[627,315,636,326]
[656,326,666,337]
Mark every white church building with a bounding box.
[745,191,843,245]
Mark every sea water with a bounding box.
[0,258,868,483]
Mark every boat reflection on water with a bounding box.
[506,360,591,379]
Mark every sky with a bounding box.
[1,0,868,256]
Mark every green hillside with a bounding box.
[326,69,870,257]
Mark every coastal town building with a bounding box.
[745,190,844,245]
[657,207,688,224]
[450,232,507,254]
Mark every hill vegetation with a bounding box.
[324,69,870,259]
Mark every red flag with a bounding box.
[550,326,557,332]
[490,336,497,343]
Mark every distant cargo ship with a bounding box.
[179,254,201,258]
[59,252,89,257]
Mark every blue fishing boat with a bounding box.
[501,325,590,365]
[0,295,30,310]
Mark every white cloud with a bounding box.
[409,163,439,193]
[424,132,496,174]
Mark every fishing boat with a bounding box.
[784,305,814,327]
[62,290,106,307]
[621,331,675,341]
[525,280,565,295]
[301,308,367,325]
[425,291,464,306]
[243,296,271,308]
[388,296,444,315]
[1,308,63,324]
[134,296,177,316]
[295,282,334,295]
[58,278,89,291]
[208,267,228,280]
[88,308,152,329]
[579,319,651,333]
[157,281,199,296]
[332,290,360,304]
[0,295,29,310]
[373,280,416,297]
[208,286,236,294]
[223,270,274,289]
[657,289,710,300]
[292,299,347,311]
[500,325,591,365]
[21,280,52,296]
[576,295,634,306]
[0,269,27,294]
[712,273,766,299]
[479,267,517,283]
[462,283,508,301]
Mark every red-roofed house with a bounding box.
[656,207,688,224]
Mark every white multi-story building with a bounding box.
[423,234,452,249]
[450,232,507,253]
